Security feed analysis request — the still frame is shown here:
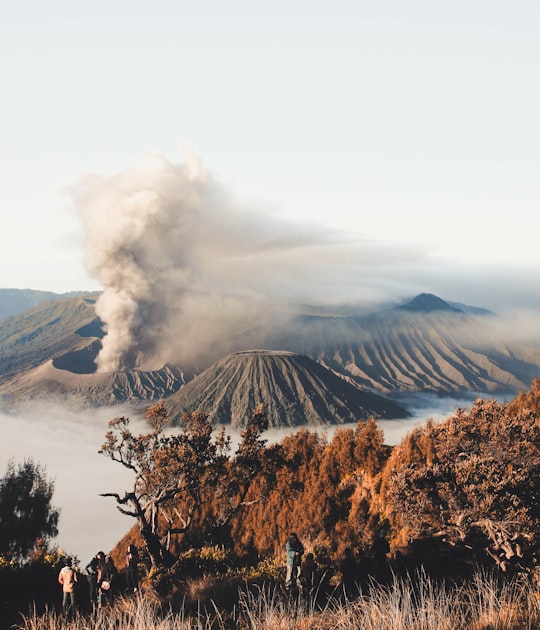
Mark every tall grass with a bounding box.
[16,594,216,630]
[15,571,540,630]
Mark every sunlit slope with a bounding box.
[0,295,102,381]
[260,296,540,394]
[0,295,183,406]
[312,310,540,394]
[0,359,182,407]
[0,288,96,321]
[165,350,409,428]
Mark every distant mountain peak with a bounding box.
[397,293,462,313]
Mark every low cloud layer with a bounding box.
[0,403,138,563]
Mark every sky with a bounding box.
[1,1,540,313]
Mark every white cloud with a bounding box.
[0,403,139,563]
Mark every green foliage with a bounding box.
[236,554,284,582]
[0,459,59,561]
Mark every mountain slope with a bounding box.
[0,359,183,407]
[397,293,462,313]
[318,310,537,394]
[256,298,540,394]
[0,288,98,321]
[1,293,540,410]
[165,350,409,428]
[0,295,103,381]
[0,295,184,407]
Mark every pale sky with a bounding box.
[1,1,539,311]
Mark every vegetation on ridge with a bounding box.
[99,402,272,567]
[105,381,540,581]
[2,379,540,628]
[0,459,59,561]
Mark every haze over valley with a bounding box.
[1,289,537,420]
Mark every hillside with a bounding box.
[109,378,540,585]
[256,299,540,394]
[0,359,183,407]
[0,295,103,381]
[1,292,540,411]
[165,350,409,427]
[0,288,98,321]
[0,295,184,407]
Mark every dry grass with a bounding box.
[14,571,540,630]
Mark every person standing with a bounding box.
[285,532,304,590]
[339,547,358,599]
[371,529,390,584]
[58,557,78,619]
[84,554,100,612]
[300,552,317,591]
[125,544,139,593]
[97,553,117,607]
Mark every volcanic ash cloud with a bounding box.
[75,153,232,371]
[73,152,306,373]
[74,151,417,374]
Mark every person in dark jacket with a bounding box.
[285,532,304,589]
[339,547,358,599]
[84,555,100,611]
[98,554,117,607]
[371,530,390,583]
[125,544,139,593]
[300,552,317,591]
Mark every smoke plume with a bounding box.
[75,151,407,373]
[75,151,268,372]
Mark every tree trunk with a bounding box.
[140,525,171,568]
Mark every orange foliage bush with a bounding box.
[108,380,540,578]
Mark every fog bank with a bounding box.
[0,403,140,564]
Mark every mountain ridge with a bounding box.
[1,291,539,417]
[0,288,100,321]
[395,293,462,313]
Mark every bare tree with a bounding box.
[99,402,269,567]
